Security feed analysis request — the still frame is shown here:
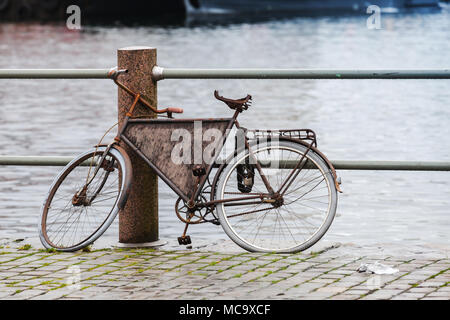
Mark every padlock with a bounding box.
[193,165,206,177]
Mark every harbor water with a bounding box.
[0,7,449,250]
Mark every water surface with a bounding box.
[0,8,449,249]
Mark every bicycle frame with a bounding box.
[115,105,277,210]
[109,71,340,220]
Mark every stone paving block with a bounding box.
[420,281,447,287]
[225,264,258,272]
[343,288,370,295]
[288,281,324,293]
[364,289,403,299]
[394,292,427,299]
[330,294,360,300]
[192,284,225,294]
[406,287,437,294]
[330,279,363,287]
[125,291,161,299]
[206,270,239,280]
[244,287,288,299]
[0,268,20,275]
[34,264,67,272]
[318,273,345,280]
[29,290,67,300]
[309,278,335,285]
[0,287,18,299]
[247,266,280,274]
[299,291,334,300]
[77,285,115,295]
[96,280,134,288]
[10,289,46,300]
[282,276,310,285]
[3,275,36,282]
[316,286,347,294]
[17,278,48,287]
[378,283,410,291]
[328,269,356,276]
[20,270,54,277]
[3,264,36,271]
[436,286,450,292]
[423,291,450,298]
[235,271,268,282]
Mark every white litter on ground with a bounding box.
[357,261,399,275]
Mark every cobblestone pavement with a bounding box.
[0,238,448,300]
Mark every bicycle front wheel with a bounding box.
[216,140,337,253]
[39,146,131,252]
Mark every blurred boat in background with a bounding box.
[184,0,441,15]
[0,0,185,23]
[0,0,443,23]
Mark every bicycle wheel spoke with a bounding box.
[284,173,324,196]
[226,205,274,219]
[90,195,119,205]
[284,178,326,205]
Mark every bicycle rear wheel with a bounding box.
[216,140,337,253]
[39,146,131,252]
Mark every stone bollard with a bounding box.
[117,46,162,247]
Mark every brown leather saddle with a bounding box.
[214,90,252,112]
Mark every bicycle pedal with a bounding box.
[177,236,191,245]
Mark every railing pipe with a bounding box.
[0,156,74,166]
[1,156,449,171]
[0,69,110,79]
[152,67,450,80]
[1,68,450,80]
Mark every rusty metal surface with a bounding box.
[109,68,184,118]
[123,119,230,200]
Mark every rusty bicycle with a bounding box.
[39,68,342,253]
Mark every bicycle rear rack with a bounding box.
[246,129,317,147]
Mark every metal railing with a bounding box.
[1,68,450,80]
[1,67,449,171]
[0,156,449,171]
[152,68,450,80]
[0,69,110,79]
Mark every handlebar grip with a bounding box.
[167,107,184,114]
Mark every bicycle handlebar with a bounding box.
[107,67,184,117]
[166,107,184,114]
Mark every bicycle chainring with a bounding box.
[175,197,207,224]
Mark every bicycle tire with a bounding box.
[215,140,337,253]
[39,146,131,252]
